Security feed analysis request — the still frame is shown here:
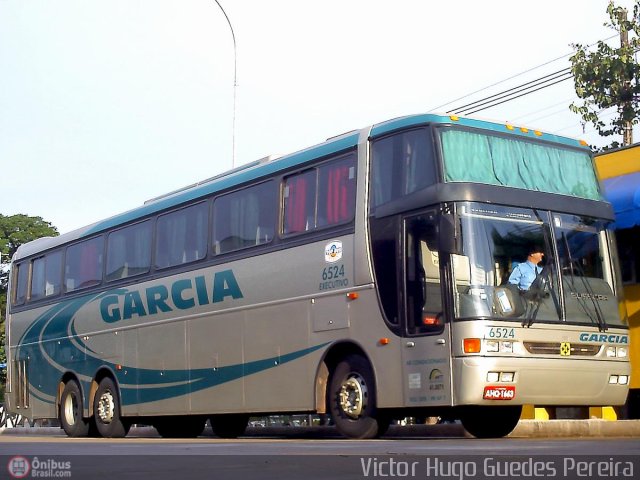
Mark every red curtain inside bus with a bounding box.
[285,174,310,234]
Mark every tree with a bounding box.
[570,1,640,149]
[0,214,58,400]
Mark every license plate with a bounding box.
[483,386,516,400]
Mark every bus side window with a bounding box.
[283,170,316,235]
[370,128,436,210]
[155,202,208,269]
[106,221,152,282]
[214,181,276,254]
[12,262,29,306]
[30,251,62,301]
[318,156,356,227]
[282,153,356,236]
[406,215,444,335]
[64,237,104,292]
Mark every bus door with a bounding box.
[401,213,452,407]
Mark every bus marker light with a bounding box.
[116,364,122,371]
[464,338,481,353]
[422,315,439,325]
[505,124,515,131]
[579,139,588,146]
[450,115,460,121]
[346,292,359,300]
[379,338,390,346]
[520,127,529,133]
[534,130,543,136]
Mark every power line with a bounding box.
[430,34,618,113]
[464,75,574,115]
[449,68,572,115]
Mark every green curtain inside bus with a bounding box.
[440,129,603,201]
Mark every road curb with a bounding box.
[1,420,639,438]
[511,419,640,438]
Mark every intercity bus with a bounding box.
[5,114,630,439]
[595,144,640,418]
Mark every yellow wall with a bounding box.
[595,144,640,180]
[595,146,640,391]
[625,284,640,389]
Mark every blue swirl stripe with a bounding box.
[17,293,328,406]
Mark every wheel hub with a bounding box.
[339,373,368,419]
[97,390,115,424]
[63,394,78,425]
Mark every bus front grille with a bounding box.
[523,342,601,356]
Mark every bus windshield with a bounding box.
[452,202,625,327]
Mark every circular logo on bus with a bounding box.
[324,240,343,263]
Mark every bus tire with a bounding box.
[460,405,522,438]
[59,380,90,437]
[209,414,249,438]
[154,416,206,438]
[328,354,388,439]
[93,377,130,438]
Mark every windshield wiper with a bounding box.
[561,232,608,332]
[522,211,561,328]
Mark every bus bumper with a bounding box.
[451,356,630,406]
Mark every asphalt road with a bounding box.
[1,426,639,480]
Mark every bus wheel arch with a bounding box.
[58,374,90,437]
[321,343,390,439]
[316,342,369,413]
[90,369,130,438]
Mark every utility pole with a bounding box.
[213,0,238,168]
[619,8,634,146]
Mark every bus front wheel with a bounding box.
[92,377,130,438]
[59,380,90,437]
[460,405,522,438]
[328,354,389,439]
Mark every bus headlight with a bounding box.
[609,375,619,384]
[501,341,514,353]
[486,340,499,352]
[500,372,515,382]
[618,375,629,385]
[606,346,628,358]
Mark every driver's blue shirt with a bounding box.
[508,261,542,291]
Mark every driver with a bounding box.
[508,245,544,291]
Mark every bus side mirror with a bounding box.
[439,213,461,255]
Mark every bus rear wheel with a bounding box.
[328,354,389,439]
[92,377,130,438]
[209,414,249,438]
[59,380,90,437]
[460,405,522,438]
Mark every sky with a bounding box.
[1,0,638,235]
